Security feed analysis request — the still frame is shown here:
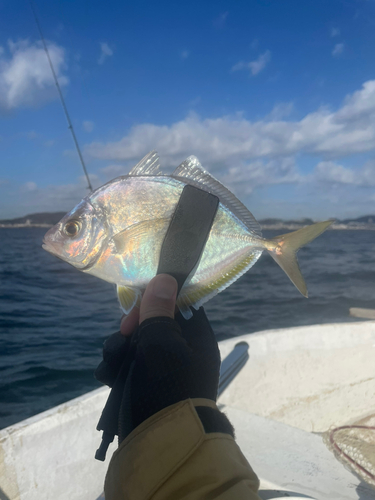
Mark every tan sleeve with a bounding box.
[104,399,261,500]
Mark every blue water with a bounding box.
[0,227,374,429]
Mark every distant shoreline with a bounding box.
[259,223,375,230]
[1,212,374,230]
[1,222,375,230]
[0,223,53,228]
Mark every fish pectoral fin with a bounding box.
[267,220,334,297]
[128,151,162,176]
[172,156,262,236]
[111,219,170,254]
[117,285,141,314]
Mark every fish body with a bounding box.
[43,152,332,319]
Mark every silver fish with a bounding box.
[43,151,332,319]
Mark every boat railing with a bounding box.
[218,341,249,397]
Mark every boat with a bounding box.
[1,319,374,499]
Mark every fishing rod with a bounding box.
[29,0,93,192]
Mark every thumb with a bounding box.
[139,274,178,324]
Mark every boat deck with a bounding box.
[1,321,374,499]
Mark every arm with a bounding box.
[97,274,261,500]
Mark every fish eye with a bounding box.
[63,220,81,237]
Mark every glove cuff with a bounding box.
[190,398,235,438]
[195,406,235,438]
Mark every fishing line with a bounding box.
[29,0,93,192]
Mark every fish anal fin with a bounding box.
[117,285,141,315]
[173,156,262,236]
[128,151,161,176]
[267,220,334,297]
[177,250,262,316]
[176,295,193,320]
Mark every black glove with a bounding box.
[95,307,234,459]
[123,308,220,433]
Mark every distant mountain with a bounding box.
[259,215,375,229]
[0,212,66,226]
[341,215,375,224]
[260,217,315,225]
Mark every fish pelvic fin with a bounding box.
[266,220,334,297]
[117,285,141,314]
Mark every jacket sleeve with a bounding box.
[104,398,261,500]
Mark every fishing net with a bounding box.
[324,417,375,487]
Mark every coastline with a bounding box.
[1,222,375,230]
[0,223,53,228]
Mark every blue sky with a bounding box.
[1,0,375,220]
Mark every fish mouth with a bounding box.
[42,240,60,257]
[43,241,71,266]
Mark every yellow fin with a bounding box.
[176,295,194,319]
[117,285,141,315]
[267,220,334,297]
[176,251,261,319]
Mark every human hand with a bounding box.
[119,273,178,336]
[95,274,222,444]
[94,274,178,387]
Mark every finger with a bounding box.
[139,274,177,324]
[120,307,140,336]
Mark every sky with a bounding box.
[1,0,375,220]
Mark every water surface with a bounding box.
[0,228,374,428]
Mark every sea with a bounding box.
[0,227,374,429]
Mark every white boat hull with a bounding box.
[1,321,374,500]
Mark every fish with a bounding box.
[43,151,333,319]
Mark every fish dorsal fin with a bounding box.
[128,150,161,176]
[112,219,170,254]
[117,285,141,315]
[172,156,262,236]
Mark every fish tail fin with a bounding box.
[266,220,333,297]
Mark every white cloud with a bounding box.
[25,130,38,139]
[188,96,201,107]
[332,43,344,57]
[11,174,101,216]
[266,102,294,121]
[250,39,259,50]
[313,160,375,186]
[85,80,375,169]
[231,61,246,72]
[222,157,301,194]
[0,39,68,111]
[180,50,190,60]
[83,120,94,132]
[213,12,228,28]
[331,27,340,37]
[98,42,113,65]
[82,79,375,215]
[100,164,127,178]
[21,181,38,192]
[231,50,271,76]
